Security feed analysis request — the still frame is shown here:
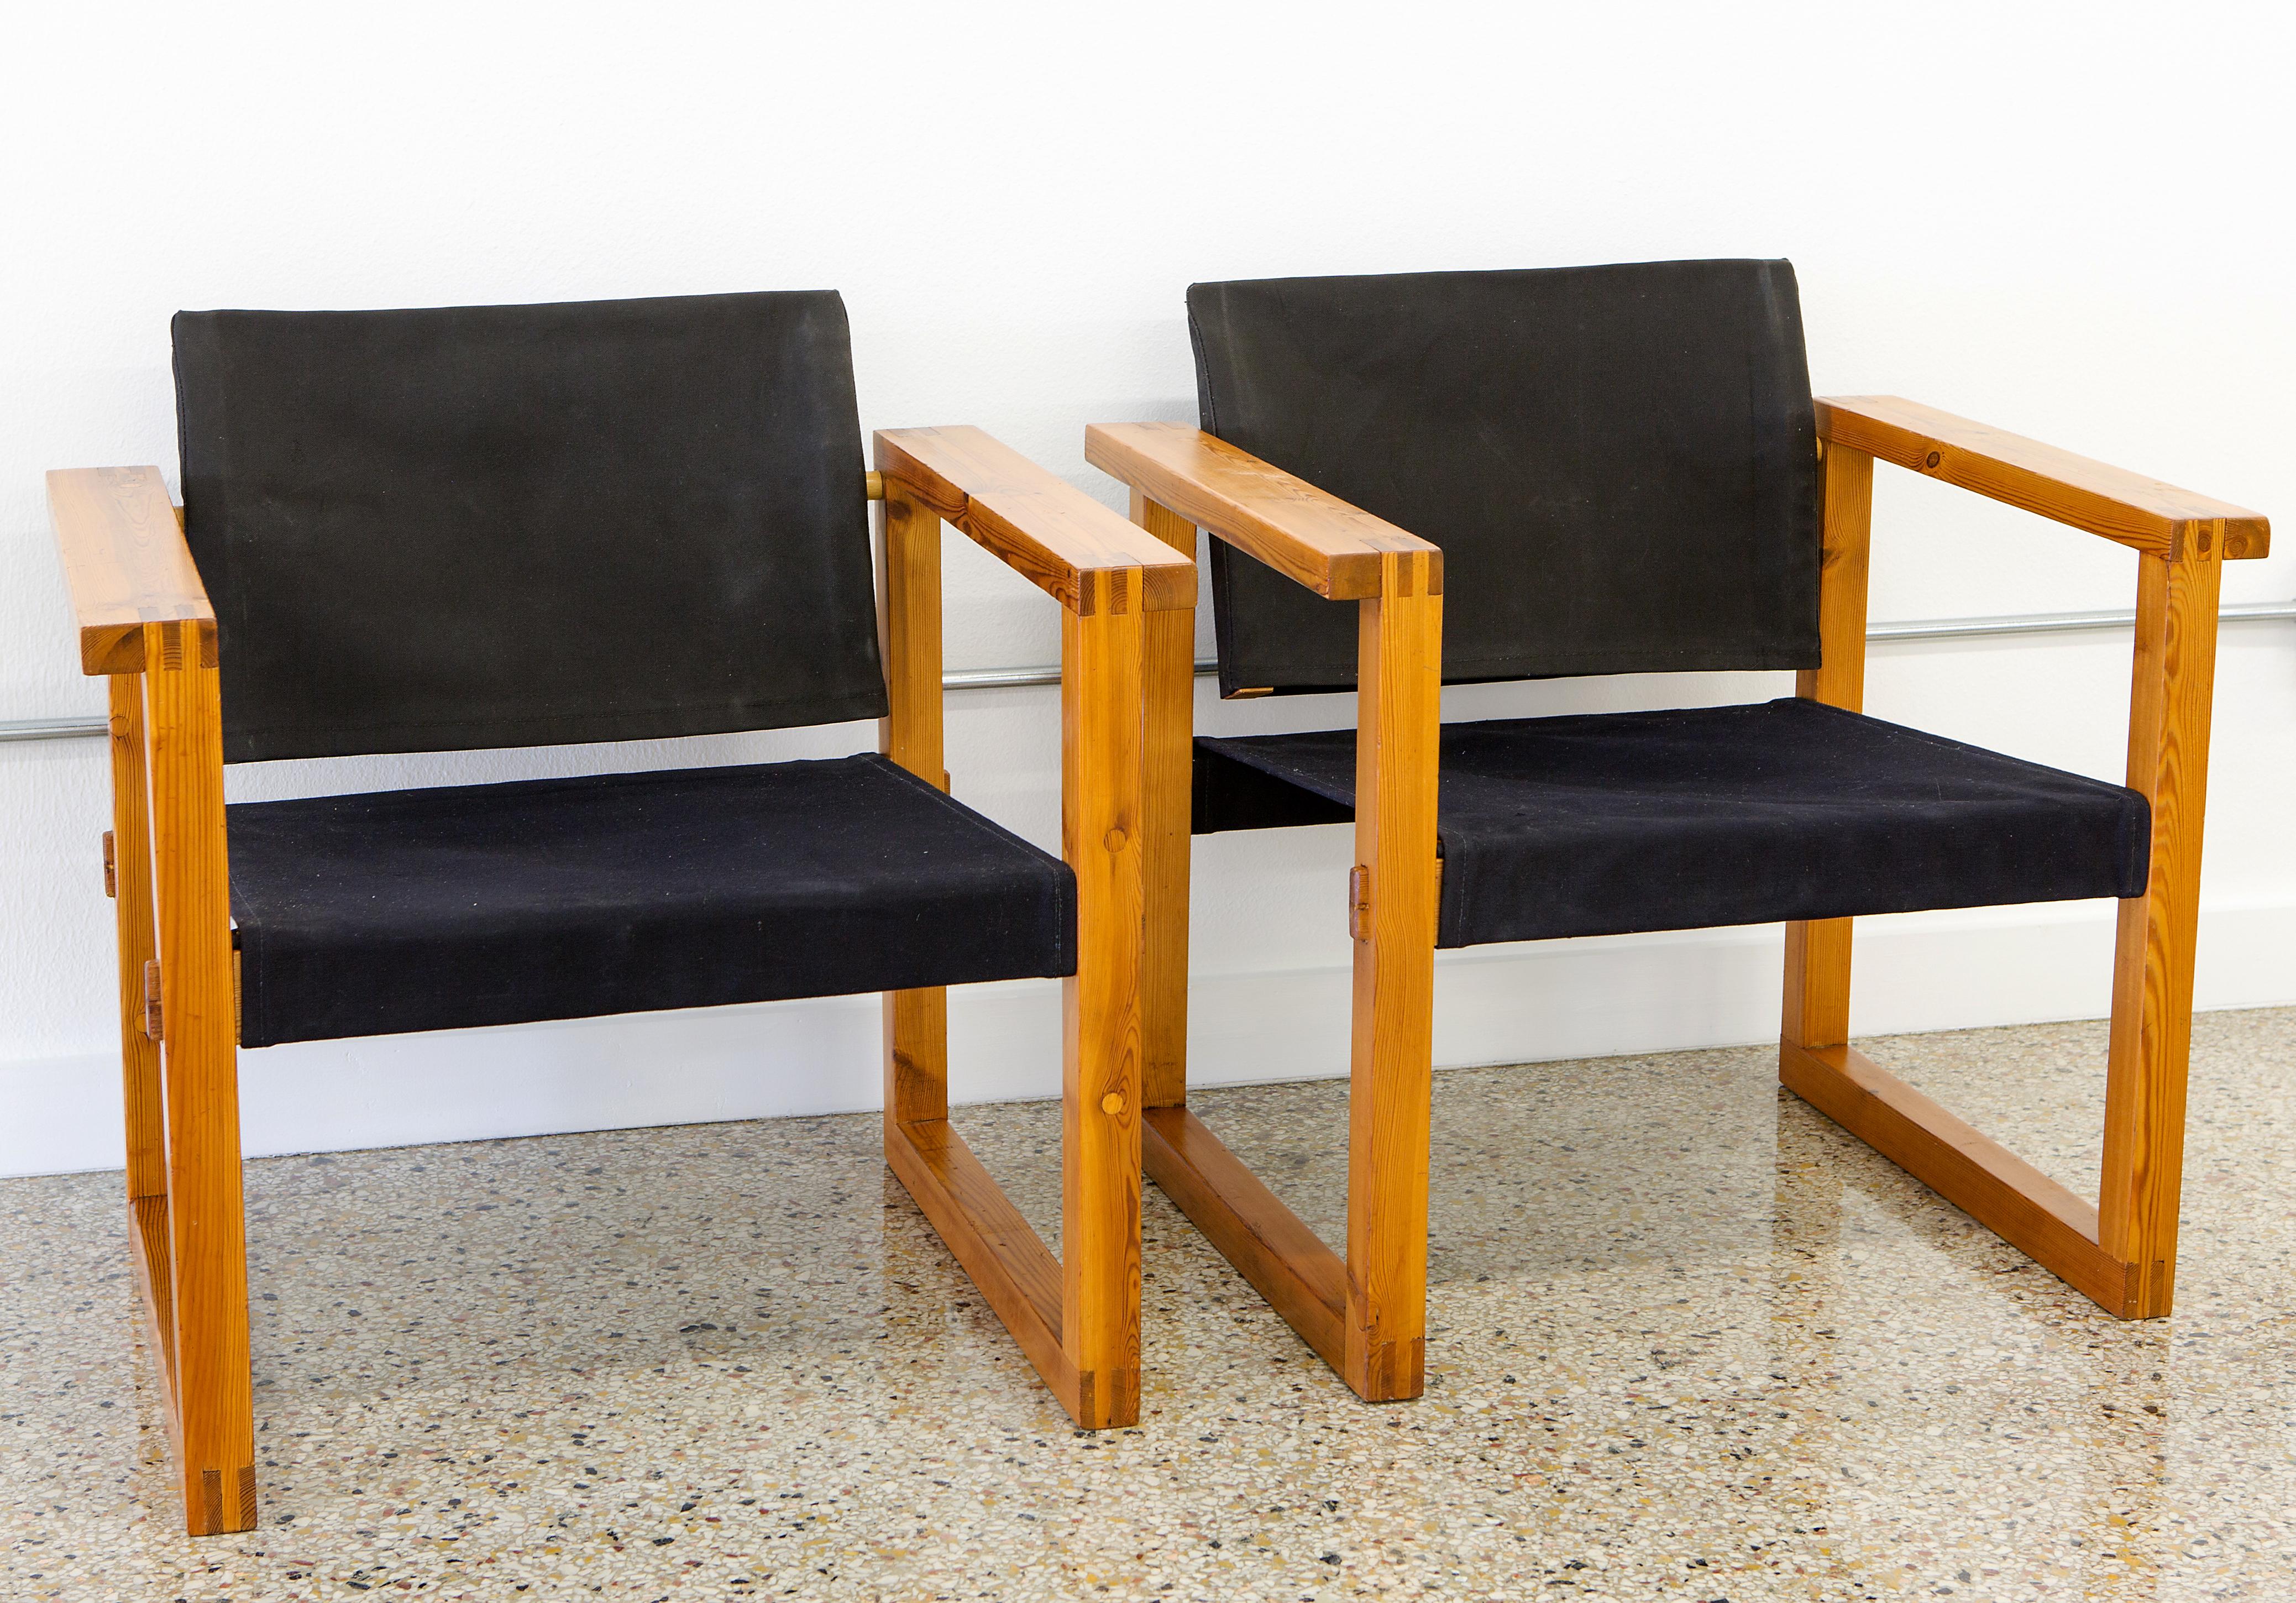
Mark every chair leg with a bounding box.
[1340,567,1440,1401]
[142,649,256,1535]
[1056,597,1146,1426]
[2098,541,2221,1318]
[108,676,167,1204]
[109,674,182,1438]
[1131,490,1196,1115]
[2098,888,2195,1318]
[884,988,948,1133]
[1782,918,1854,1057]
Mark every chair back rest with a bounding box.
[174,290,887,762]
[1187,259,1820,695]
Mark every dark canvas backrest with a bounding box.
[1188,260,1821,695]
[174,290,888,763]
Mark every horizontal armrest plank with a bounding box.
[48,467,217,675]
[1818,396,2269,560]
[1085,422,1440,600]
[875,426,1193,615]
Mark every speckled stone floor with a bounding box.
[5,1008,2294,1601]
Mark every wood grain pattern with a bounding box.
[876,427,1193,615]
[141,648,254,1533]
[886,1117,1069,1387]
[1782,443,1874,1056]
[2099,543,2222,1317]
[1058,595,1147,1428]
[48,468,216,676]
[1086,423,1442,601]
[1816,397,2270,561]
[128,1195,181,1465]
[1781,1040,2130,1313]
[1131,490,1197,1111]
[108,675,166,1202]
[1142,1107,1345,1369]
[1343,556,1441,1402]
[1797,443,1875,712]
[876,484,948,792]
[882,989,948,1127]
[876,481,951,1128]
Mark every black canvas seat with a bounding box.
[227,755,1077,1047]
[1193,697,2149,949]
[167,291,1099,1051]
[1175,260,2152,949]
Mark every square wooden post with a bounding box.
[877,484,951,1130]
[2099,535,2223,1317]
[1782,440,1873,1056]
[141,622,255,1536]
[1343,551,1441,1401]
[1060,578,1148,1426]
[1130,490,1197,1112]
[107,673,166,1203]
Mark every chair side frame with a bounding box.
[1082,423,1445,1402]
[48,467,254,1535]
[873,430,1196,1428]
[1782,426,2237,1317]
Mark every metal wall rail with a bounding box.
[6,600,2293,744]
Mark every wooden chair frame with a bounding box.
[48,430,1192,1534]
[1086,399,2268,1403]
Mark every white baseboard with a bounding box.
[4,894,2289,1179]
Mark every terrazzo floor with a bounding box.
[4,1008,2295,1601]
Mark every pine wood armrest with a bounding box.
[1084,422,1441,600]
[49,467,217,676]
[1816,396,2269,562]
[874,427,1194,616]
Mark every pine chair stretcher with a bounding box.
[49,437,1192,1535]
[1086,400,2267,1405]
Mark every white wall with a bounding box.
[3,2,2290,1176]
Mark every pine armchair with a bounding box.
[1086,259,2267,1405]
[50,291,1191,1535]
